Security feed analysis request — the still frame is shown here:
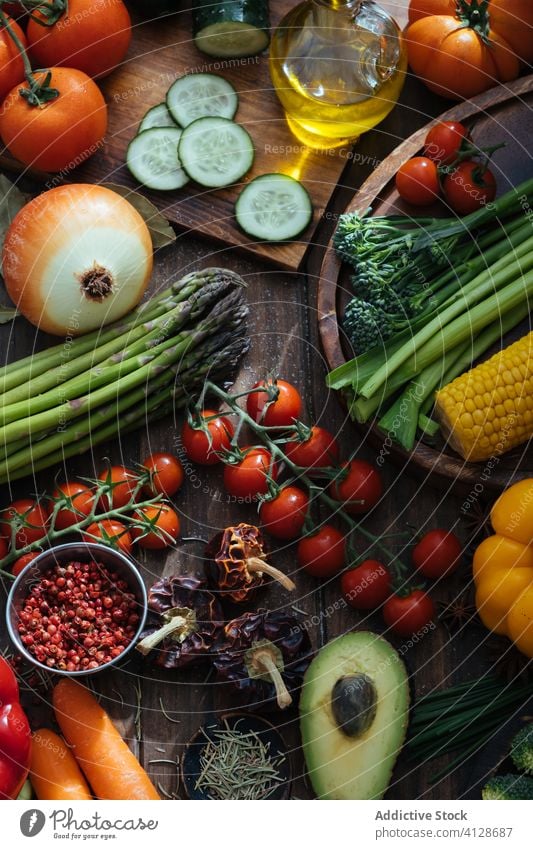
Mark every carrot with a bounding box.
[31,729,92,801]
[52,679,160,800]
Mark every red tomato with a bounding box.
[329,460,383,515]
[83,520,133,554]
[395,156,440,206]
[412,529,462,579]
[0,499,49,549]
[443,161,497,215]
[131,504,180,550]
[259,486,309,540]
[11,552,40,577]
[424,121,469,165]
[52,482,94,530]
[181,409,234,465]
[0,536,8,559]
[223,446,278,500]
[297,526,345,578]
[383,591,436,637]
[246,379,302,427]
[142,452,184,497]
[341,560,392,609]
[284,426,340,472]
[98,466,140,510]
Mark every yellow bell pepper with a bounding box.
[473,479,533,657]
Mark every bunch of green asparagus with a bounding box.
[0,268,249,484]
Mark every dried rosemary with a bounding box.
[195,719,286,800]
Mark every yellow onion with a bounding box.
[2,184,153,336]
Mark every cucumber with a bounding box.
[126,127,189,191]
[235,173,313,241]
[193,0,270,58]
[178,117,254,188]
[166,73,238,128]
[139,103,178,133]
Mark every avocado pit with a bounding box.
[331,673,377,737]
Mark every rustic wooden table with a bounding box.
[0,3,512,801]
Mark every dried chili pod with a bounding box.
[205,523,295,603]
[137,575,222,669]
[213,610,311,710]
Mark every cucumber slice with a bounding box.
[126,127,189,191]
[139,103,178,132]
[166,73,238,128]
[235,173,313,241]
[193,0,270,59]
[178,117,254,188]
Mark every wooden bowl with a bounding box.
[318,75,533,494]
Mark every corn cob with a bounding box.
[434,332,533,462]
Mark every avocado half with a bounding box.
[299,631,409,799]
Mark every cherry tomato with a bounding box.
[395,156,440,207]
[284,425,340,472]
[131,504,180,550]
[424,121,469,165]
[223,446,278,500]
[246,379,302,427]
[83,520,133,555]
[341,560,392,609]
[0,537,8,559]
[0,499,49,549]
[329,460,383,515]
[181,409,234,465]
[259,486,309,540]
[443,161,497,215]
[11,552,39,577]
[297,526,345,578]
[52,482,94,530]
[383,591,436,637]
[142,452,184,497]
[98,465,140,510]
[412,529,463,579]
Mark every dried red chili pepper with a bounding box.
[137,575,222,669]
[213,610,311,710]
[0,656,31,799]
[205,524,295,603]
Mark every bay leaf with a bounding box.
[103,182,176,249]
[0,174,28,262]
[0,306,18,324]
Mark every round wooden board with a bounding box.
[318,74,533,494]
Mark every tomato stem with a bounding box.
[0,5,60,106]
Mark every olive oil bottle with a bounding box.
[270,0,407,150]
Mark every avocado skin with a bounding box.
[299,632,409,800]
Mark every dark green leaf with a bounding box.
[0,175,28,266]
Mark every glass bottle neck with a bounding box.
[313,0,364,11]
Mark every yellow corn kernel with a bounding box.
[434,332,533,462]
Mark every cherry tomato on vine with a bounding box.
[284,425,340,472]
[246,379,302,427]
[424,121,470,166]
[0,537,8,560]
[412,529,462,579]
[259,486,309,540]
[341,560,392,609]
[98,465,140,510]
[11,552,39,577]
[131,504,180,550]
[142,452,184,497]
[0,499,50,549]
[297,525,345,578]
[223,446,278,500]
[443,161,497,215]
[383,591,436,637]
[52,482,94,530]
[181,409,234,465]
[329,460,383,515]
[83,519,133,555]
[395,156,440,206]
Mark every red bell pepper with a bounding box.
[0,656,31,799]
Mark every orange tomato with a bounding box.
[0,67,107,172]
[0,16,26,103]
[27,0,132,80]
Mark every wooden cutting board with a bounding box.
[71,2,358,270]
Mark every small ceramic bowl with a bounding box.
[6,542,147,676]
